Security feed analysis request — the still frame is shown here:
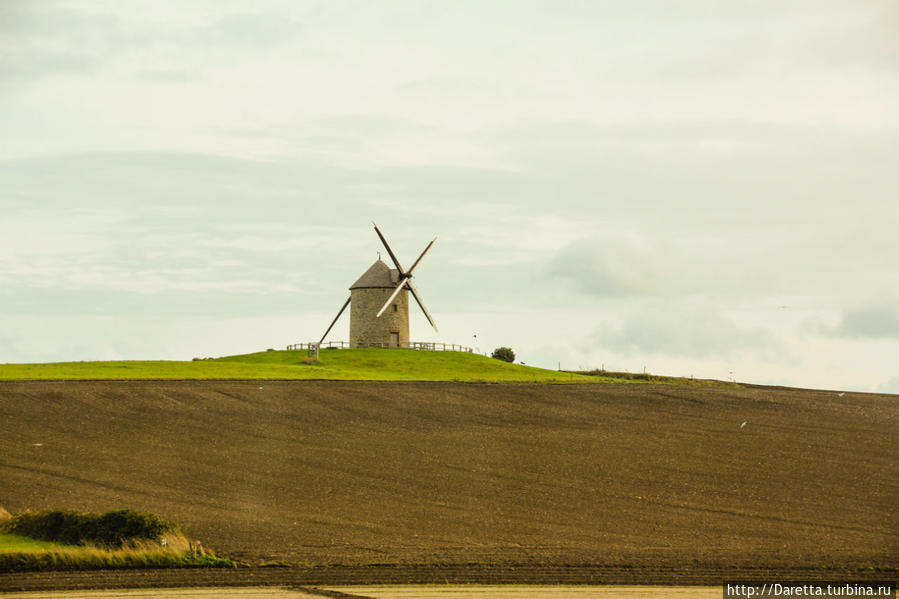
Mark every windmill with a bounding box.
[319,222,438,348]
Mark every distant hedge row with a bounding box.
[4,509,175,548]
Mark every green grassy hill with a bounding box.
[0,349,596,383]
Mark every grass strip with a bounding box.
[0,547,236,573]
[0,349,597,383]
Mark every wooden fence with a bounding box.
[287,341,473,353]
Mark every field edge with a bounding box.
[2,564,897,592]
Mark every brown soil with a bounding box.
[0,381,895,582]
[1,564,895,593]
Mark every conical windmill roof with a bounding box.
[350,259,400,289]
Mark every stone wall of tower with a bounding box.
[349,287,410,348]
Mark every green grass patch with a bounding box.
[0,349,598,383]
[0,349,726,386]
[0,533,71,554]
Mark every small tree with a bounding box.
[491,347,515,363]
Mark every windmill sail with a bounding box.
[319,296,351,344]
[372,223,438,332]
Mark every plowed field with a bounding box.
[0,381,895,573]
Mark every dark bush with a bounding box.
[5,509,175,548]
[491,347,515,363]
[93,510,173,547]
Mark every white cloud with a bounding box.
[595,303,771,358]
[548,234,666,297]
[877,375,899,395]
[822,296,899,339]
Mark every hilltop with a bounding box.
[0,349,590,382]
[0,348,743,386]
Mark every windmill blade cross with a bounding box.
[372,222,405,274]
[376,276,409,317]
[406,236,437,276]
[319,296,351,344]
[406,279,438,332]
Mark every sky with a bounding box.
[1,0,897,392]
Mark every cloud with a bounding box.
[0,3,306,85]
[544,232,780,300]
[877,375,899,394]
[822,296,899,339]
[548,235,667,297]
[0,3,119,82]
[595,304,771,358]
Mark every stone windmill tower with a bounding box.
[319,223,438,348]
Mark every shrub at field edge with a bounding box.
[0,508,241,573]
[5,509,174,548]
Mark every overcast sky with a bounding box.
[1,1,897,392]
